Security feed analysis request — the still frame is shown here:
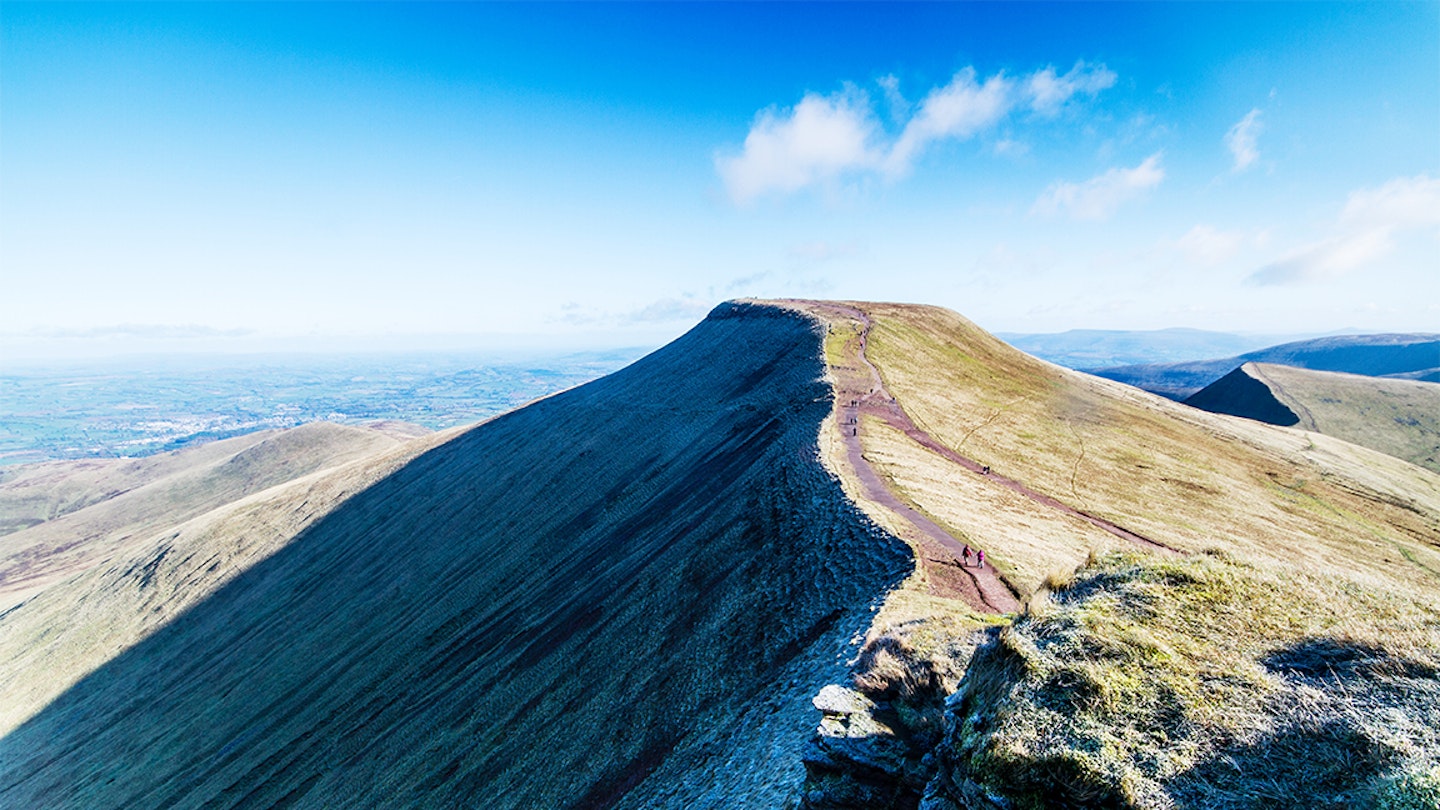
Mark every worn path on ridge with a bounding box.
[806,302,1176,615]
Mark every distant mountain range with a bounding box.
[996,327,1330,370]
[1090,333,1440,400]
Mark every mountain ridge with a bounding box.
[1094,332,1440,399]
[1184,361,1440,473]
[2,300,1436,808]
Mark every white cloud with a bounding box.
[714,89,881,204]
[559,297,715,326]
[717,61,1118,202]
[1339,173,1440,228]
[1247,173,1439,285]
[886,68,1014,175]
[1175,224,1244,264]
[624,296,714,324]
[1027,61,1117,116]
[993,138,1029,158]
[877,74,909,122]
[1248,229,1393,285]
[15,324,255,339]
[1032,153,1165,221]
[1224,109,1263,172]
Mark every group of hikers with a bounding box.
[960,543,985,568]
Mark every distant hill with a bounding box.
[996,327,1297,369]
[0,421,425,608]
[1093,333,1440,399]
[1185,362,1440,473]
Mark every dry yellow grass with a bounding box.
[0,421,420,609]
[1247,362,1440,473]
[856,303,1440,598]
[780,301,1440,808]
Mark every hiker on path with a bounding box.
[962,544,972,566]
[977,549,985,568]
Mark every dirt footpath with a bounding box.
[807,301,1174,614]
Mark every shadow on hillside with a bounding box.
[1167,637,1440,810]
[0,304,913,809]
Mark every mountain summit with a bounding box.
[2,301,1436,808]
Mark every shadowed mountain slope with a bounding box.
[1094,333,1440,399]
[1186,362,1440,473]
[0,303,909,809]
[1182,364,1302,427]
[0,421,421,609]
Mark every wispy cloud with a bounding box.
[715,88,882,205]
[1224,108,1263,172]
[1032,153,1165,221]
[623,297,714,324]
[1175,224,1245,264]
[885,68,1014,175]
[716,61,1117,203]
[1248,173,1439,285]
[876,74,909,123]
[1027,61,1117,116]
[1248,230,1394,285]
[556,297,714,327]
[1339,173,1440,229]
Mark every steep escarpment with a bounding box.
[1183,363,1300,426]
[0,302,910,808]
[1187,362,1440,474]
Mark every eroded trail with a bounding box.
[811,302,1176,614]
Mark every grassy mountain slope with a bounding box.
[1185,362,1440,474]
[0,431,284,535]
[852,304,1438,591]
[0,421,419,609]
[792,303,1440,809]
[0,302,910,809]
[1095,333,1440,399]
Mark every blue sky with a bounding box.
[3,2,1437,359]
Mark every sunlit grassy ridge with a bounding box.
[0,421,419,609]
[793,302,1440,809]
[1204,362,1440,474]
[858,303,1440,595]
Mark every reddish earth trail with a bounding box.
[810,302,1175,614]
